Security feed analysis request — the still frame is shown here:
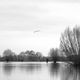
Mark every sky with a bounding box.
[0,0,80,56]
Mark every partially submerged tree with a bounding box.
[60,26,80,64]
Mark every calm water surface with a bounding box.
[0,62,79,80]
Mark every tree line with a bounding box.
[0,26,80,65]
[0,49,47,62]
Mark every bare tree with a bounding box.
[60,26,80,57]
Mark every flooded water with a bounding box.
[0,62,79,80]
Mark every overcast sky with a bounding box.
[0,0,80,56]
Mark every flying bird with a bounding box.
[33,30,40,33]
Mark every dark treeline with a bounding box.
[0,49,47,62]
[0,26,80,65]
[0,48,65,62]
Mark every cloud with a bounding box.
[0,0,80,31]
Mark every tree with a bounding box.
[3,49,16,61]
[36,52,43,61]
[60,26,80,64]
[3,49,15,57]
[18,52,25,61]
[49,48,59,63]
[36,52,42,57]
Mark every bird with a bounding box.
[33,30,40,33]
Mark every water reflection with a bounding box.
[49,63,80,80]
[1,62,80,80]
[19,63,42,73]
[49,63,59,77]
[61,65,80,80]
[3,62,15,75]
[2,62,42,76]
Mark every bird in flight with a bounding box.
[33,30,40,33]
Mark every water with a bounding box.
[0,62,79,80]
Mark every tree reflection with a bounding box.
[3,63,15,76]
[60,64,80,80]
[49,63,60,77]
[49,63,80,80]
[19,63,41,73]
